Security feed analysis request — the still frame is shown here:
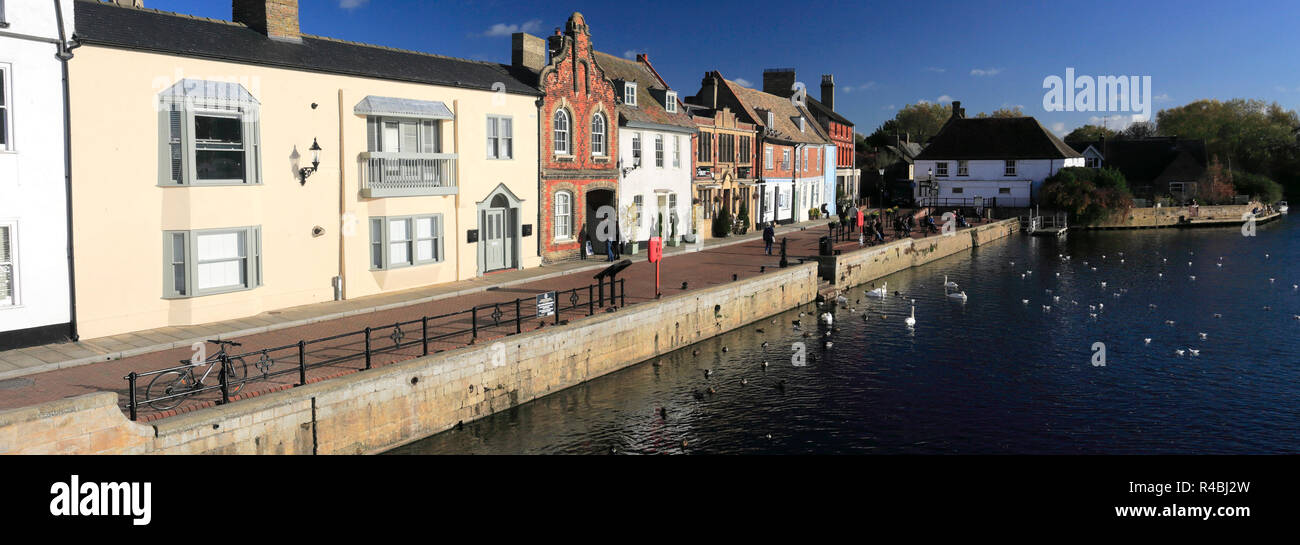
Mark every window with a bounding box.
[0,0,7,27]
[633,194,643,227]
[655,134,664,167]
[718,134,735,163]
[697,133,712,163]
[1086,156,1100,168]
[802,148,809,172]
[665,91,677,113]
[798,117,806,132]
[486,116,513,159]
[936,162,949,177]
[553,191,572,240]
[739,136,751,164]
[673,135,680,167]
[951,187,964,194]
[1004,160,1017,176]
[0,64,9,150]
[369,215,443,269]
[765,146,773,170]
[700,189,713,219]
[591,114,607,156]
[958,160,969,176]
[624,81,637,106]
[159,79,261,185]
[999,187,1011,195]
[0,222,16,306]
[782,149,790,171]
[766,111,775,127]
[631,132,642,165]
[369,117,439,154]
[163,227,262,298]
[553,110,570,155]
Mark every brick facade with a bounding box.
[536,13,619,263]
[233,0,301,42]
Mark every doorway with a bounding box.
[586,188,616,255]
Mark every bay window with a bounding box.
[158,79,261,186]
[369,215,443,270]
[163,226,262,298]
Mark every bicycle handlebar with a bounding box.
[207,339,242,347]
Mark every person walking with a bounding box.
[578,225,589,260]
[763,222,776,255]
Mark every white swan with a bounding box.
[944,284,967,302]
[1144,338,1152,344]
[905,300,916,329]
[1188,349,1200,356]
[944,275,959,289]
[820,312,833,325]
[866,282,887,298]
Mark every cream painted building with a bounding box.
[68,0,540,339]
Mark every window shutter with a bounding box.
[243,107,262,184]
[252,227,262,287]
[367,117,378,152]
[421,120,436,154]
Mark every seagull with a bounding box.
[1144,338,1152,344]
[1053,296,1061,302]
[1089,313,1098,319]
[1269,278,1276,283]
[1022,299,1029,305]
[1198,332,1208,340]
[1101,281,1107,288]
[1149,304,1158,309]
[1214,313,1222,318]
[1188,349,1200,356]
[1189,275,1196,281]
[1089,305,1096,311]
[1175,349,1185,356]
[1042,305,1052,312]
[1166,320,1176,326]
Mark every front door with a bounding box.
[484,209,505,271]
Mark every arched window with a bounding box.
[591,114,606,156]
[553,110,570,155]
[554,191,573,240]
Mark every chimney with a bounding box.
[821,74,835,111]
[546,28,564,64]
[951,100,964,119]
[233,0,301,43]
[636,53,649,63]
[762,68,796,98]
[512,33,546,72]
[697,72,719,109]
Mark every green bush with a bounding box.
[1232,171,1284,203]
[736,201,750,234]
[712,212,732,237]
[1041,166,1133,225]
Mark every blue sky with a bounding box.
[144,0,1300,137]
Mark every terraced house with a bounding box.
[593,51,695,250]
[512,13,620,262]
[67,0,541,339]
[684,103,758,240]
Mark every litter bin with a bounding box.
[819,236,833,256]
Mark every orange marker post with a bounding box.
[649,236,663,299]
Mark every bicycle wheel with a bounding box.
[146,370,194,411]
[223,357,249,396]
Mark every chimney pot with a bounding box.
[820,74,834,111]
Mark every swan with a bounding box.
[905,300,916,329]
[1098,303,1104,310]
[945,285,967,302]
[1175,349,1185,356]
[1190,275,1196,281]
[1100,281,1107,288]
[1189,349,1200,356]
[1089,313,1098,319]
[866,282,887,298]
[944,275,959,289]
[1198,332,1207,340]
[820,312,833,325]
[1042,305,1052,312]
[836,295,849,305]
[1021,299,1029,304]
[1165,320,1176,326]
[1144,338,1152,344]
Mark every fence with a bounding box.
[124,279,626,421]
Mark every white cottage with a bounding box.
[0,0,76,350]
[595,52,695,248]
[913,102,1084,209]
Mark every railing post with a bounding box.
[127,372,138,421]
[422,316,429,355]
[620,278,626,306]
[598,279,605,307]
[218,355,230,405]
[471,306,478,343]
[364,327,372,370]
[588,284,594,316]
[515,299,522,334]
[555,292,562,325]
[296,341,307,386]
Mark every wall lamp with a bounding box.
[299,138,322,185]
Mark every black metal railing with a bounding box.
[124,278,626,421]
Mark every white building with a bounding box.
[913,102,1084,209]
[595,52,695,247]
[0,0,76,350]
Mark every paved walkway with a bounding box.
[0,215,991,421]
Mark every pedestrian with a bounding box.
[763,222,776,255]
[606,224,618,262]
[578,225,589,260]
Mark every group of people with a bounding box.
[577,225,624,262]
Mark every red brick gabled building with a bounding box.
[512,13,619,262]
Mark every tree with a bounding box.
[1200,156,1236,205]
[1156,98,1300,198]
[1231,171,1284,203]
[975,106,1024,118]
[1041,167,1133,225]
[1118,120,1158,139]
[1063,124,1118,144]
[865,102,952,148]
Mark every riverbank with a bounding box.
[0,219,1019,454]
[1085,202,1282,229]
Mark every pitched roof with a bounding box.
[916,117,1083,160]
[721,78,830,146]
[1068,137,1208,184]
[73,0,540,96]
[805,96,853,127]
[592,51,695,133]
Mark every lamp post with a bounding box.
[299,138,322,185]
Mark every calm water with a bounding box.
[389,217,1300,454]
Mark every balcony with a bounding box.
[360,151,458,198]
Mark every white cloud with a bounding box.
[936,95,953,104]
[882,104,896,110]
[1154,93,1171,102]
[970,68,1002,77]
[733,78,753,88]
[339,0,369,9]
[1087,113,1149,130]
[924,67,945,73]
[843,82,876,94]
[481,20,542,37]
[1050,122,1067,136]
[622,50,645,60]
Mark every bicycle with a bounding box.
[145,340,249,411]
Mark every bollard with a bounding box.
[127,372,138,421]
[218,356,230,405]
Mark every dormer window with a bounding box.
[799,117,806,132]
[666,91,677,113]
[624,81,637,106]
[766,111,775,128]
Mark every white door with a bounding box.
[485,209,505,271]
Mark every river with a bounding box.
[388,217,1300,454]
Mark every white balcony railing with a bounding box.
[360,151,458,198]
